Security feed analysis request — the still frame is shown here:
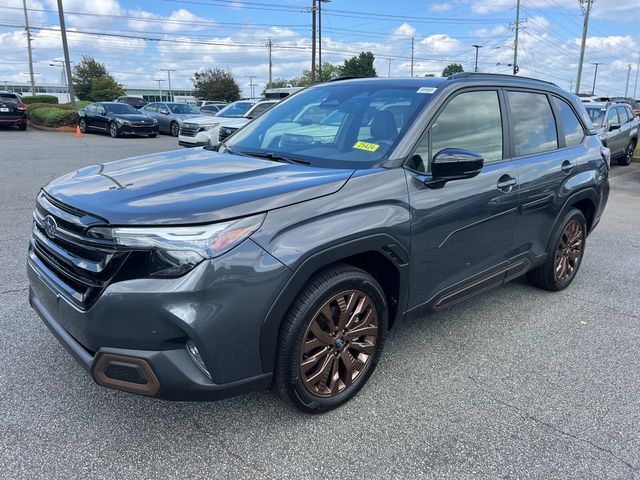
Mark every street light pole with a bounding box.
[161,69,176,101]
[472,45,483,73]
[154,79,164,101]
[56,0,76,107]
[591,62,602,95]
[625,64,632,97]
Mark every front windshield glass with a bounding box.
[216,101,255,118]
[168,103,199,114]
[225,83,435,167]
[586,107,606,127]
[105,103,138,114]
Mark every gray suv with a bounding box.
[27,74,610,412]
[585,102,638,166]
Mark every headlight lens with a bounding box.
[115,117,130,126]
[200,123,219,131]
[110,214,265,277]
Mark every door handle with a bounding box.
[497,175,517,192]
[561,160,575,174]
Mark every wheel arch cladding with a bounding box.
[259,235,409,374]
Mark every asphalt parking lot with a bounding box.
[1,128,639,479]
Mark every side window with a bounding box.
[249,102,274,118]
[508,91,558,156]
[607,108,619,126]
[145,104,157,113]
[86,104,96,113]
[412,90,503,173]
[626,107,635,122]
[552,97,584,148]
[616,106,629,124]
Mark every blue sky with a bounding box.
[1,0,638,97]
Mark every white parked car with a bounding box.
[178,100,279,147]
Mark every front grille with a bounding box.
[130,121,153,127]
[179,124,199,137]
[29,192,128,310]
[218,127,238,142]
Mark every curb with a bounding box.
[29,123,76,133]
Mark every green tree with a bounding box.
[89,76,125,101]
[192,68,241,102]
[442,63,464,77]
[295,62,340,86]
[72,56,111,101]
[337,51,377,78]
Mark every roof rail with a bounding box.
[328,76,368,82]
[448,72,557,87]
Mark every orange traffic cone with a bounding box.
[75,125,83,138]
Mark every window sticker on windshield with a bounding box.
[417,87,437,94]
[353,141,380,152]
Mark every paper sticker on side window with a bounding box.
[417,87,437,94]
[353,141,380,152]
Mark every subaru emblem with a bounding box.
[43,215,58,239]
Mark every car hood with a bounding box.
[44,148,354,225]
[113,113,155,122]
[219,118,250,129]
[183,115,221,126]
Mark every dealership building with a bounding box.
[1,83,196,103]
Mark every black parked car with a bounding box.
[115,96,148,109]
[28,75,609,412]
[0,91,27,130]
[78,102,159,138]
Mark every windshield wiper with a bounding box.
[241,150,311,165]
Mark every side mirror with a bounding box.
[160,108,170,115]
[98,108,106,115]
[430,148,484,184]
[608,123,620,132]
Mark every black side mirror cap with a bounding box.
[428,148,484,186]
[608,123,621,132]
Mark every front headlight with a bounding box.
[115,117,130,126]
[109,214,265,277]
[200,123,219,131]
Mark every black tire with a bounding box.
[18,123,27,131]
[109,122,119,138]
[274,263,388,413]
[526,208,587,291]
[78,118,87,133]
[618,139,636,166]
[170,122,179,137]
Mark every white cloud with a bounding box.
[429,3,456,13]
[393,23,416,38]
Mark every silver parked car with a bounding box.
[585,102,639,166]
[141,102,201,136]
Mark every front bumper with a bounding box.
[179,140,209,147]
[118,124,159,136]
[28,238,291,400]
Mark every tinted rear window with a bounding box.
[0,93,19,104]
[508,91,558,156]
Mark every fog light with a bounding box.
[186,341,211,379]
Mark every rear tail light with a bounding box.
[17,102,26,111]
[600,146,611,168]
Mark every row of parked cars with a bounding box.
[77,96,280,146]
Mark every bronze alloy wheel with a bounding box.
[554,219,584,282]
[299,290,379,397]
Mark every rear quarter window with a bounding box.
[552,97,585,148]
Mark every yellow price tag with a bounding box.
[353,141,380,152]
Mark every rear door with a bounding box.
[604,107,623,156]
[508,91,586,258]
[406,88,519,311]
[0,93,22,122]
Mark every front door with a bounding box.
[407,89,518,312]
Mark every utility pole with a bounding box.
[625,64,632,97]
[311,0,317,83]
[318,0,331,81]
[56,0,76,107]
[161,69,175,101]
[513,0,521,75]
[245,75,257,99]
[266,37,273,86]
[22,0,36,96]
[590,62,602,95]
[575,0,594,95]
[633,52,640,98]
[388,58,392,77]
[154,79,164,101]
[569,79,574,92]
[472,45,483,73]
[50,60,72,102]
[410,37,415,77]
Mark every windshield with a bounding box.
[168,103,199,114]
[216,101,255,118]
[225,83,435,168]
[105,103,138,114]
[585,107,606,127]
